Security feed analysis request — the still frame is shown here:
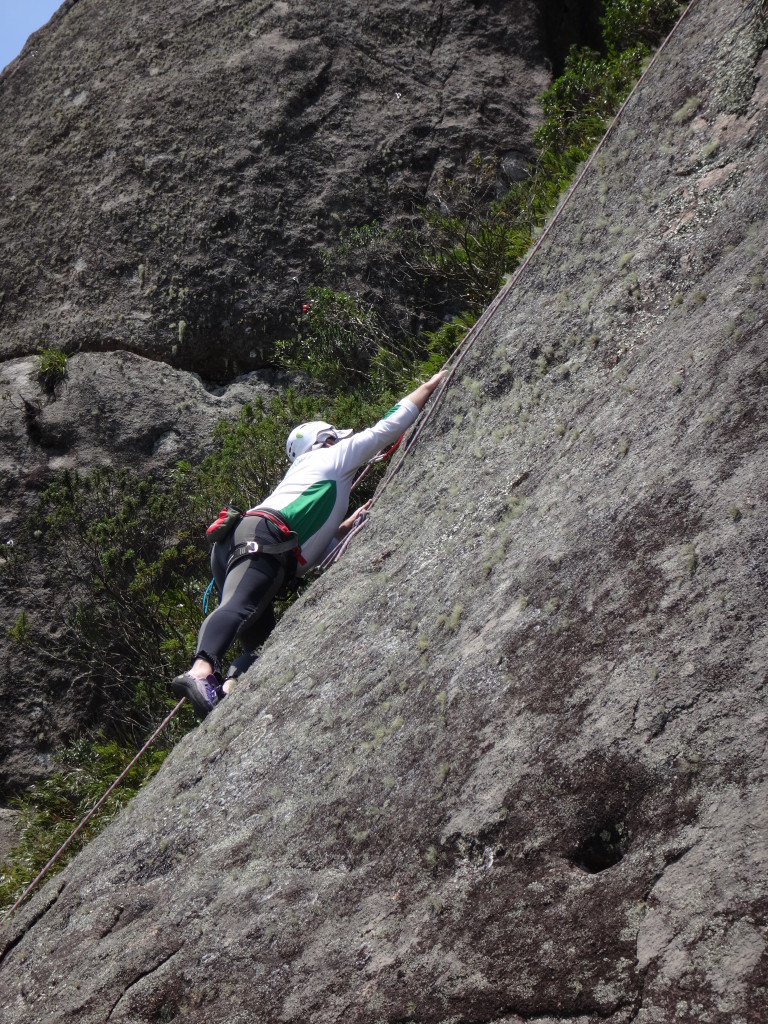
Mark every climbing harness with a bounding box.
[206,505,306,572]
[201,508,305,609]
[1,0,701,925]
[226,529,300,574]
[238,508,305,568]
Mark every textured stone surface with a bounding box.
[0,0,551,378]
[0,0,559,794]
[0,350,286,526]
[1,1,766,1020]
[0,810,20,867]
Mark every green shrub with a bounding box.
[370,312,475,394]
[274,288,389,391]
[534,45,647,155]
[410,157,531,309]
[33,347,68,394]
[602,0,681,56]
[31,466,206,733]
[7,611,30,645]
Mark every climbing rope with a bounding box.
[202,577,217,614]
[350,434,404,492]
[1,0,701,928]
[1,698,186,924]
[323,0,700,567]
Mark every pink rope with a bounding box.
[1,698,186,923]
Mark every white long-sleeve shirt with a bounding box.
[251,398,418,573]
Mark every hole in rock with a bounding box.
[570,823,626,873]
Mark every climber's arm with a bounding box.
[403,371,445,412]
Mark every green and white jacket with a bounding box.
[252,399,419,573]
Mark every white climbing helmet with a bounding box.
[286,421,352,462]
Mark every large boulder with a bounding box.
[0,351,285,520]
[0,0,556,378]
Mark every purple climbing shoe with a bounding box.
[170,672,223,719]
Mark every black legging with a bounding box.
[195,516,288,677]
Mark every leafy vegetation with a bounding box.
[7,611,30,646]
[274,287,390,392]
[26,466,206,736]
[0,739,169,913]
[33,347,68,394]
[601,0,681,55]
[0,0,682,914]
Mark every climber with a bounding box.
[171,371,445,718]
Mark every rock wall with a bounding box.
[0,0,562,794]
[1,1,765,1020]
[0,0,552,378]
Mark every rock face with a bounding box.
[0,0,553,378]
[0,352,287,522]
[0,0,563,795]
[1,1,766,1020]
[0,811,20,867]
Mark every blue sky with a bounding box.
[0,1,63,73]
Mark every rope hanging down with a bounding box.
[0,699,186,924]
[1,0,700,926]
[325,0,700,567]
